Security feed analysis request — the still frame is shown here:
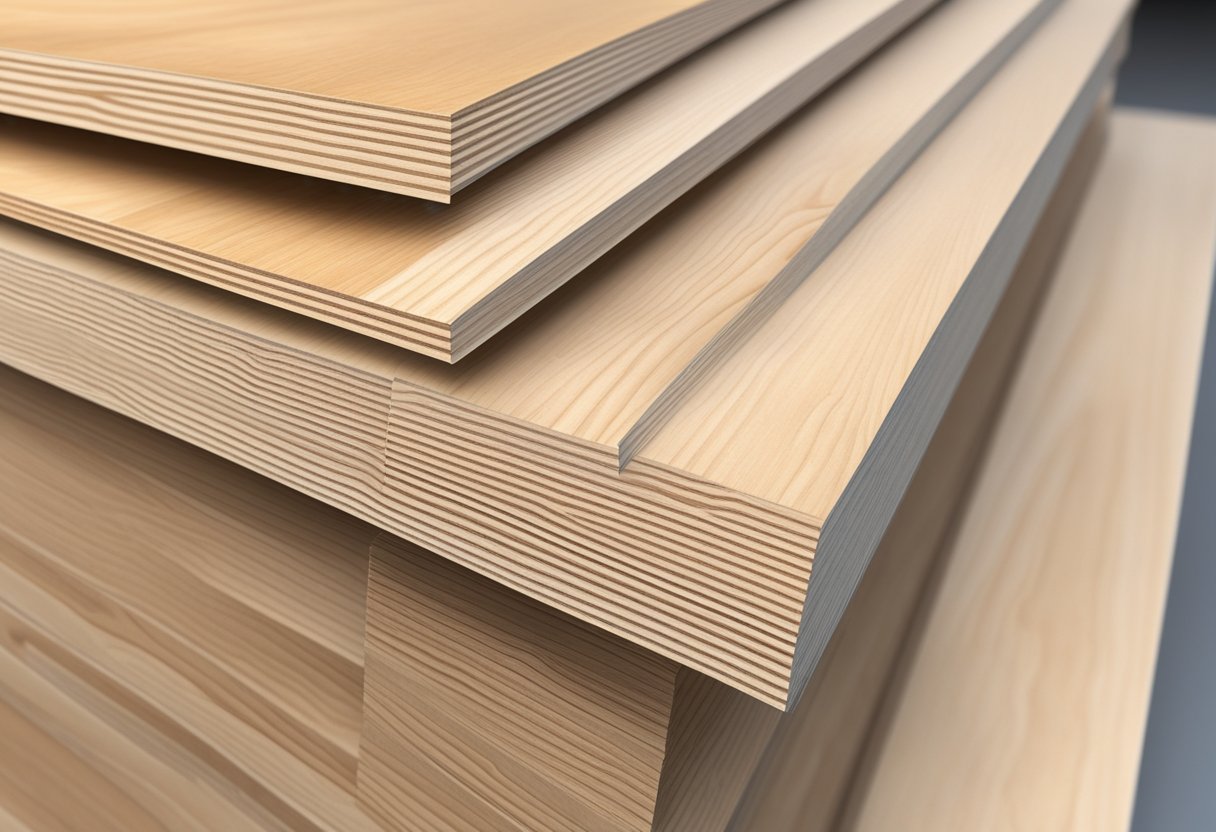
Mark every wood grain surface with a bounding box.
[0,0,939,359]
[361,533,680,832]
[0,364,379,831]
[0,0,1129,708]
[845,108,1216,832]
[0,363,811,831]
[0,0,785,198]
[726,97,1110,832]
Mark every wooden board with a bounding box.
[0,0,949,360]
[0,0,1131,709]
[841,108,1216,832]
[0,0,787,200]
[0,363,796,831]
[724,95,1111,832]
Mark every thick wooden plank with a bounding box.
[845,108,1216,832]
[0,0,1129,707]
[0,0,786,199]
[0,0,943,359]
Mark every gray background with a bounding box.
[1116,0,1216,829]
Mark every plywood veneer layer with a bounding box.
[0,0,785,199]
[0,0,1130,708]
[0,0,945,359]
[846,108,1216,832]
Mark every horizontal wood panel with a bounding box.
[0,0,786,197]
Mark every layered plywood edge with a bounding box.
[0,363,707,831]
[0,92,1110,829]
[0,0,953,359]
[0,0,1133,710]
[0,0,790,200]
[839,108,1216,832]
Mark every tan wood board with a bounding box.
[0,0,942,360]
[842,108,1216,832]
[725,96,1111,832]
[0,0,1130,708]
[0,364,788,831]
[0,0,786,199]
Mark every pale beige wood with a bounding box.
[0,364,788,832]
[0,0,938,359]
[0,363,381,832]
[845,109,1216,832]
[641,0,1129,699]
[725,98,1111,831]
[361,533,680,832]
[0,0,1129,708]
[0,0,786,199]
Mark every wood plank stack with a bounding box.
[0,1,1210,830]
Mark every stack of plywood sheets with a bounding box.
[0,0,1211,828]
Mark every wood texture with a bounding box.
[0,364,379,832]
[0,0,1130,708]
[0,0,943,359]
[0,364,793,831]
[0,0,786,199]
[361,533,680,832]
[846,108,1216,832]
[725,96,1111,832]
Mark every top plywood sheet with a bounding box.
[0,0,786,200]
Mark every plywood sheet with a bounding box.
[0,0,940,359]
[0,0,1130,708]
[0,364,783,832]
[0,0,787,199]
[846,108,1216,832]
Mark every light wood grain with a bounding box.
[725,97,1111,832]
[641,0,1129,702]
[361,533,680,832]
[0,0,938,359]
[0,0,1128,707]
[0,0,786,199]
[845,108,1216,832]
[0,364,381,831]
[0,364,797,831]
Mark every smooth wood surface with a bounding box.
[0,0,1129,708]
[725,97,1110,832]
[846,108,1216,832]
[0,0,784,198]
[0,0,939,359]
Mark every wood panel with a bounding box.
[845,108,1216,832]
[0,0,786,199]
[725,94,1110,832]
[0,364,380,831]
[0,0,944,359]
[0,363,793,831]
[0,0,1131,708]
